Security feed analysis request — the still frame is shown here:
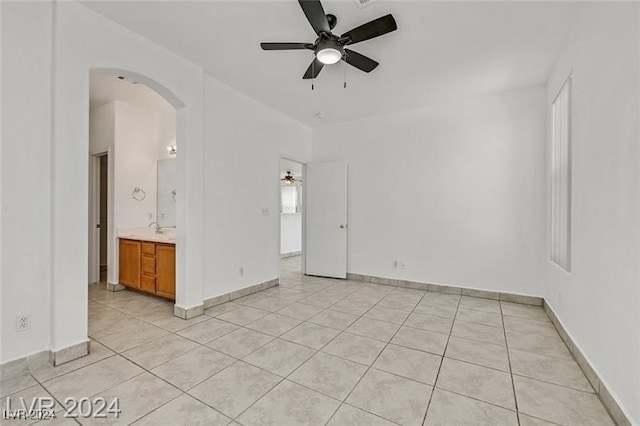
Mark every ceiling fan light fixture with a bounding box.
[317,47,342,64]
[315,39,344,65]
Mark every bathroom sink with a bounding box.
[117,228,176,244]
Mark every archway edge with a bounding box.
[92,68,186,110]
[49,1,205,360]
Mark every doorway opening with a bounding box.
[89,152,109,283]
[88,72,177,300]
[280,158,304,276]
[99,154,108,282]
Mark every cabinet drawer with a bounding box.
[140,275,156,293]
[142,242,156,255]
[142,255,156,274]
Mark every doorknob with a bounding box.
[339,224,347,229]
[96,224,101,229]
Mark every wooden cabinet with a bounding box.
[156,244,176,299]
[119,239,175,300]
[119,239,141,289]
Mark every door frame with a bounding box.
[278,156,306,277]
[88,151,107,284]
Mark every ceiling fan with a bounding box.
[260,0,397,79]
[281,171,300,184]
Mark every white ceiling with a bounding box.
[90,73,174,113]
[281,158,303,177]
[82,1,577,127]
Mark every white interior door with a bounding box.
[305,161,347,278]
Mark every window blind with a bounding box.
[551,77,572,271]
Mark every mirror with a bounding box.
[157,158,176,226]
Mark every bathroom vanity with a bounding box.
[118,232,175,300]
[117,157,177,300]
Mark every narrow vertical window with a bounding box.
[551,77,571,271]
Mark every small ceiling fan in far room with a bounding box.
[260,0,397,79]
[281,171,300,185]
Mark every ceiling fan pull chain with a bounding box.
[312,58,315,90]
[343,60,347,89]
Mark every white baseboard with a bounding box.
[203,278,279,309]
[346,273,543,306]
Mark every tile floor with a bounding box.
[1,257,615,425]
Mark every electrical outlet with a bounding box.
[239,267,244,277]
[393,260,398,269]
[261,207,270,216]
[16,315,31,332]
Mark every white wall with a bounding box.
[0,0,206,361]
[89,102,114,155]
[0,0,312,363]
[157,158,176,226]
[545,4,640,423]
[313,87,547,296]
[281,214,302,255]
[156,107,177,161]
[51,0,208,350]
[203,76,311,300]
[1,0,4,361]
[0,1,53,362]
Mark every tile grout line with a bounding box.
[500,300,522,426]
[94,281,457,424]
[231,283,394,424]
[92,297,307,423]
[421,294,463,425]
[268,275,433,426]
[28,372,83,425]
[221,302,358,423]
[211,277,380,423]
[84,267,596,425]
[92,289,527,377]
[90,325,238,423]
[280,283,423,423]
[62,269,406,423]
[88,292,287,423]
[322,287,433,425]
[96,288,571,424]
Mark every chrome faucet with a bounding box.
[148,221,163,234]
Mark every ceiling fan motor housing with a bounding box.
[326,13,337,29]
[315,39,344,60]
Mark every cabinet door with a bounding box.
[119,239,141,289]
[155,244,175,299]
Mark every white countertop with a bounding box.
[118,227,176,244]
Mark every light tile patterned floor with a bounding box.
[1,257,615,425]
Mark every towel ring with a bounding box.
[132,187,146,201]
